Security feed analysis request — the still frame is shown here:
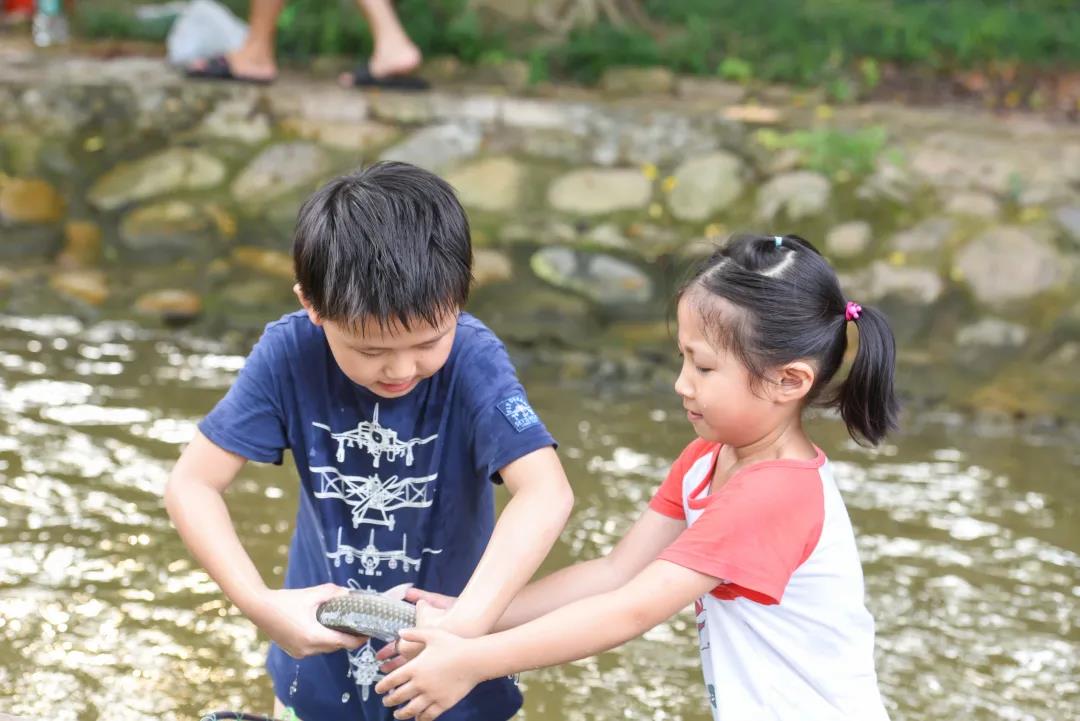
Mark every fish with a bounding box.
[316,589,416,643]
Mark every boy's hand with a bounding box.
[248,584,368,658]
[376,628,481,721]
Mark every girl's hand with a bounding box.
[402,587,457,609]
[375,628,481,720]
[247,584,367,658]
[378,600,446,671]
[376,588,458,667]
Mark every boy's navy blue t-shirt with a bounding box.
[198,310,555,721]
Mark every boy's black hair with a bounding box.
[293,161,473,333]
[677,233,899,446]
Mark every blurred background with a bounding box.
[0,2,1078,720]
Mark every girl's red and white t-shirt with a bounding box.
[650,439,890,721]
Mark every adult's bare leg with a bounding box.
[189,0,284,82]
[341,0,422,84]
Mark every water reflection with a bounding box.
[0,314,1077,720]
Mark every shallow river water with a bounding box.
[0,313,1078,721]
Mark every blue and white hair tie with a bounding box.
[774,235,783,247]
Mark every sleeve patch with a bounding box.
[497,394,540,432]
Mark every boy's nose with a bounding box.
[384,356,416,381]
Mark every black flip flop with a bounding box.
[185,55,275,85]
[347,61,429,91]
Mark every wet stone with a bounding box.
[89,148,227,211]
[0,224,63,259]
[955,226,1071,305]
[943,191,1001,219]
[379,124,483,173]
[444,157,525,213]
[756,171,831,222]
[956,319,1029,348]
[134,289,204,324]
[889,217,955,255]
[1055,206,1080,244]
[58,221,103,268]
[231,142,332,203]
[0,126,45,176]
[600,66,676,96]
[547,168,652,216]
[530,246,653,305]
[119,201,216,262]
[367,92,436,125]
[197,97,272,144]
[825,221,873,258]
[472,249,513,287]
[842,261,944,305]
[0,177,65,224]
[856,157,917,204]
[667,151,745,222]
[50,269,109,306]
[232,246,296,280]
[280,118,400,152]
[472,286,596,347]
[674,77,746,105]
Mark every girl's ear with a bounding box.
[773,361,815,403]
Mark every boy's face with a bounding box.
[296,285,458,398]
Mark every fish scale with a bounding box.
[316,592,416,642]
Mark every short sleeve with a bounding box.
[198,326,289,464]
[657,467,825,604]
[649,439,715,520]
[461,338,556,483]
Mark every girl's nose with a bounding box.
[674,366,692,398]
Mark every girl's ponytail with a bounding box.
[835,303,899,446]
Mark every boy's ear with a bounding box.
[294,283,323,326]
[773,361,815,403]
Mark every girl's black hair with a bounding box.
[677,233,899,446]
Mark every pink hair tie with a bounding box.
[845,301,862,322]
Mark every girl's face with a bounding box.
[674,296,778,445]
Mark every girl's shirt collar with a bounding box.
[687,442,827,510]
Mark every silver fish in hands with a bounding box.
[316,591,416,643]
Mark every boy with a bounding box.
[164,162,574,721]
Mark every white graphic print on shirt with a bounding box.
[312,403,436,467]
[326,527,442,576]
[310,404,443,701]
[311,466,437,531]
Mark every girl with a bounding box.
[374,233,897,721]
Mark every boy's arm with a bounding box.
[436,445,573,638]
[165,431,363,657]
[378,559,717,718]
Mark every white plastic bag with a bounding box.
[166,0,249,66]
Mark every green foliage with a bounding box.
[755,126,890,178]
[718,57,753,83]
[859,58,881,92]
[77,1,1080,87]
[826,77,857,104]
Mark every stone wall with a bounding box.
[1,43,1078,422]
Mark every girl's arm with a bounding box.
[492,508,686,630]
[165,431,363,657]
[434,446,574,638]
[376,559,718,720]
[379,506,685,667]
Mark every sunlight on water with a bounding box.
[0,314,1078,720]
